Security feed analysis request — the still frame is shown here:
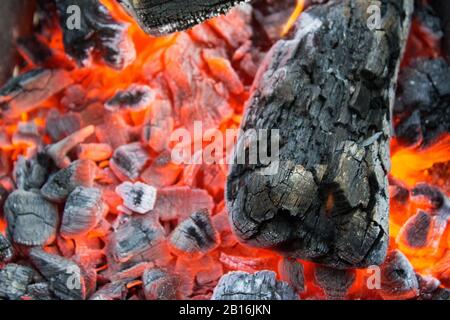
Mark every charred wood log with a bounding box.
[0,264,35,300]
[211,270,298,300]
[226,0,413,269]
[4,190,58,246]
[29,247,86,300]
[117,0,246,36]
[54,0,136,69]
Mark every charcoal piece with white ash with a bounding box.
[29,247,86,300]
[278,257,305,294]
[110,142,150,181]
[0,233,13,263]
[0,68,73,119]
[89,280,129,300]
[14,155,49,191]
[169,210,219,257]
[106,85,155,112]
[117,0,246,36]
[4,190,58,246]
[54,0,136,69]
[116,181,157,214]
[226,0,413,269]
[61,186,105,238]
[0,263,35,300]
[142,268,182,300]
[313,265,356,300]
[41,159,97,203]
[107,215,166,264]
[26,282,54,300]
[212,270,297,300]
[379,250,419,300]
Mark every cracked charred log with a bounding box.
[117,0,246,36]
[226,0,413,269]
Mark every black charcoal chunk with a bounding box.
[41,159,96,203]
[29,247,86,300]
[4,190,58,246]
[89,280,128,300]
[0,233,13,263]
[380,250,419,300]
[106,85,154,112]
[61,186,105,238]
[110,142,150,181]
[169,210,219,256]
[212,270,297,300]
[314,265,356,300]
[0,264,34,300]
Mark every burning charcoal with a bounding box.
[109,142,150,181]
[203,50,244,95]
[54,0,136,69]
[41,159,97,203]
[12,121,41,147]
[46,126,95,168]
[278,257,305,294]
[379,250,419,300]
[412,183,450,214]
[116,181,157,214]
[26,282,54,300]
[142,268,181,300]
[140,150,182,187]
[141,100,173,153]
[431,0,450,60]
[4,190,58,246]
[0,233,13,264]
[395,110,423,147]
[61,187,105,238]
[396,210,447,256]
[77,143,112,162]
[89,280,129,300]
[14,155,49,190]
[227,0,413,269]
[0,264,34,300]
[152,186,214,221]
[95,113,132,149]
[117,0,245,36]
[107,215,166,264]
[314,265,356,300]
[431,288,450,301]
[169,210,219,257]
[211,270,297,300]
[29,248,86,300]
[45,111,82,142]
[105,85,154,112]
[417,274,441,300]
[0,69,73,119]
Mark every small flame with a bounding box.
[281,0,305,37]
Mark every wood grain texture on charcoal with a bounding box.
[117,0,246,36]
[226,0,414,269]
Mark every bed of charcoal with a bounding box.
[0,0,449,300]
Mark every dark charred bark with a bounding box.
[226,0,413,269]
[117,0,246,36]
